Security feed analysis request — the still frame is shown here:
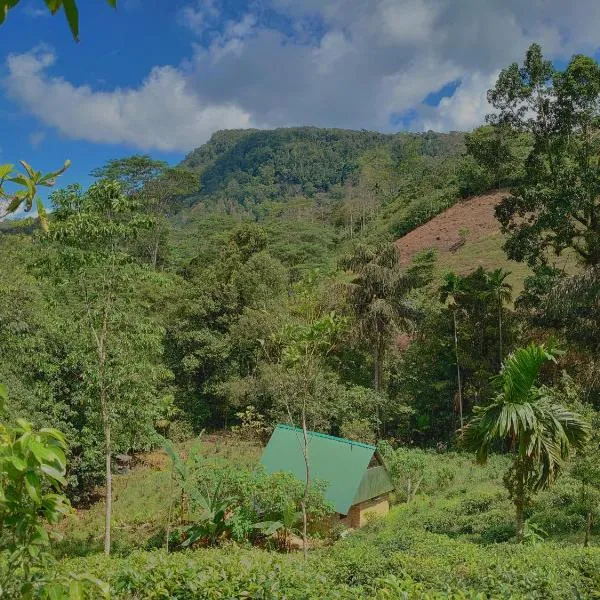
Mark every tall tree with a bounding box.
[42,181,170,555]
[440,272,465,429]
[463,343,590,541]
[484,268,512,366]
[92,156,197,268]
[489,44,600,267]
[342,244,432,435]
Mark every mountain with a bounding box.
[179,127,465,209]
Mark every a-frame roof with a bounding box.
[260,424,391,515]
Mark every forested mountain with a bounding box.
[181,127,465,200]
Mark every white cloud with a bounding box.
[3,46,256,151]
[5,0,600,149]
[418,73,500,132]
[178,0,220,35]
[29,130,45,148]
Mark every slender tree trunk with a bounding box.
[102,399,112,556]
[515,463,525,543]
[498,296,503,368]
[300,402,309,562]
[452,310,463,430]
[584,511,593,547]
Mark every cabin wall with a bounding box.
[341,494,390,528]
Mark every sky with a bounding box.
[1,0,600,201]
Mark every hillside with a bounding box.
[179,127,465,207]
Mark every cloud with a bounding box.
[5,0,600,151]
[178,0,220,35]
[29,130,46,148]
[3,46,256,152]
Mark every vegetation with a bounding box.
[0,27,600,597]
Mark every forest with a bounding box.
[1,3,600,598]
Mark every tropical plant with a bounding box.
[484,268,512,366]
[440,272,465,428]
[0,385,108,598]
[342,243,433,431]
[490,43,600,267]
[181,481,235,548]
[254,502,302,551]
[0,160,70,230]
[463,343,590,541]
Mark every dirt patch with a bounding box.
[395,190,507,267]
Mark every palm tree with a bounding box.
[440,272,465,429]
[463,343,590,541]
[343,243,431,435]
[485,268,512,366]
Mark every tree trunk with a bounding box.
[102,401,112,556]
[300,406,309,561]
[515,497,525,542]
[515,463,525,543]
[584,511,593,547]
[452,311,463,430]
[498,296,503,368]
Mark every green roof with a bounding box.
[260,424,394,515]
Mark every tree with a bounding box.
[91,156,198,268]
[440,272,465,429]
[42,181,171,555]
[277,313,345,560]
[342,244,432,435]
[489,44,600,267]
[463,343,590,541]
[464,125,527,190]
[484,268,512,366]
[0,0,117,41]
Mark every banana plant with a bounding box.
[0,160,70,231]
[182,480,236,548]
[253,502,303,551]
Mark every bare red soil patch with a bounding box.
[395,190,506,266]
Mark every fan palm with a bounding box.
[463,342,590,541]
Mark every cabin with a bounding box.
[260,424,394,528]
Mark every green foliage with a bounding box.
[464,342,590,539]
[0,391,108,599]
[490,44,600,267]
[0,160,70,231]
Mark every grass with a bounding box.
[55,434,262,557]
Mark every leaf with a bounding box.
[11,455,27,472]
[40,463,67,486]
[24,471,42,504]
[44,0,63,14]
[30,440,67,470]
[69,579,84,600]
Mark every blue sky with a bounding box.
[1,0,599,204]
